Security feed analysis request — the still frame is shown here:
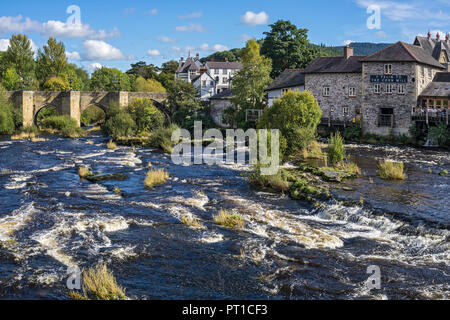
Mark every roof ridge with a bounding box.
[364,41,401,60]
[399,41,419,62]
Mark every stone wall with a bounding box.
[210,99,233,128]
[305,73,362,121]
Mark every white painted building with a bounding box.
[265,69,305,106]
[175,55,243,100]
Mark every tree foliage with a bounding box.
[230,39,272,128]
[261,20,318,78]
[257,91,322,155]
[134,76,166,92]
[90,68,131,91]
[36,37,68,82]
[128,98,165,133]
[1,68,21,91]
[42,76,69,91]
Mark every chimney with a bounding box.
[436,32,440,41]
[210,56,215,62]
[225,57,228,62]
[196,53,200,61]
[179,57,184,66]
[446,33,449,42]
[427,31,431,39]
[344,45,354,59]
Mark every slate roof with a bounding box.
[361,42,445,69]
[434,72,450,82]
[303,56,365,73]
[176,57,202,74]
[414,36,450,61]
[205,61,243,70]
[210,90,234,100]
[266,69,305,91]
[420,82,450,98]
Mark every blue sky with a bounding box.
[0,0,449,72]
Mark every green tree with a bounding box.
[134,76,166,92]
[1,34,37,89]
[36,37,68,82]
[0,87,15,134]
[261,20,318,78]
[42,77,69,91]
[257,91,322,155]
[128,98,165,133]
[230,39,272,128]
[1,68,21,91]
[126,61,159,80]
[90,68,131,91]
[157,60,179,88]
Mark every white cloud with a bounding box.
[212,44,228,52]
[157,36,177,43]
[0,15,120,39]
[197,43,229,52]
[66,51,81,61]
[82,40,126,60]
[178,12,203,19]
[86,63,103,74]
[147,49,162,56]
[149,9,158,15]
[175,24,205,32]
[240,11,269,26]
[343,40,354,45]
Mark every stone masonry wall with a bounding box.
[305,73,362,122]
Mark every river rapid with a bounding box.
[0,135,448,300]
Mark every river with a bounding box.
[0,135,448,300]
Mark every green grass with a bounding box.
[249,165,291,193]
[147,125,180,153]
[144,169,169,188]
[106,140,117,150]
[213,210,245,230]
[78,166,93,178]
[180,214,205,229]
[69,264,126,300]
[328,132,345,165]
[377,160,406,180]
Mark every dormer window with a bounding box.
[384,64,392,75]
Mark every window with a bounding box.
[202,80,207,86]
[386,84,394,94]
[343,107,349,115]
[428,68,433,78]
[384,64,392,75]
[323,86,330,96]
[214,69,219,74]
[282,88,290,93]
[421,66,425,78]
[374,84,381,94]
[223,69,228,75]
[210,81,214,86]
[349,87,356,97]
[398,84,405,94]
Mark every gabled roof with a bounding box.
[210,90,234,100]
[361,41,445,69]
[176,57,202,74]
[205,61,243,70]
[266,69,305,91]
[191,72,215,84]
[433,72,450,82]
[303,56,365,74]
[414,36,450,61]
[420,82,450,98]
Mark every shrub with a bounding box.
[249,165,291,193]
[213,210,245,230]
[134,76,166,92]
[70,264,126,300]
[128,98,165,133]
[180,214,205,229]
[106,140,117,150]
[40,115,84,137]
[428,122,449,146]
[81,106,106,126]
[102,112,137,138]
[0,89,15,134]
[377,160,406,180]
[42,77,69,91]
[328,132,345,165]
[147,125,179,153]
[79,166,93,178]
[144,168,169,188]
[343,126,361,141]
[289,177,331,202]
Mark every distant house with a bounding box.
[265,69,305,106]
[175,54,243,101]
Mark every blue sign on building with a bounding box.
[370,75,408,83]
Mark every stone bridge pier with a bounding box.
[6,91,169,127]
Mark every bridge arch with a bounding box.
[80,104,107,126]
[34,104,61,126]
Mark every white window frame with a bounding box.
[386,84,394,94]
[223,69,228,75]
[384,64,392,75]
[323,86,330,97]
[374,84,381,94]
[282,88,290,93]
[349,87,356,97]
[343,107,350,115]
[214,69,219,75]
[398,84,406,95]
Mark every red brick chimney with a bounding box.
[446,33,449,41]
[344,46,354,59]
[427,30,431,39]
[436,32,440,41]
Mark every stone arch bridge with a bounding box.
[5,91,169,127]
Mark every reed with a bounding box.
[144,168,169,188]
[213,210,245,230]
[377,160,406,180]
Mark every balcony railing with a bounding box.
[412,110,448,124]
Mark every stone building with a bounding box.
[265,69,305,106]
[303,47,364,125]
[361,41,445,135]
[209,90,234,128]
